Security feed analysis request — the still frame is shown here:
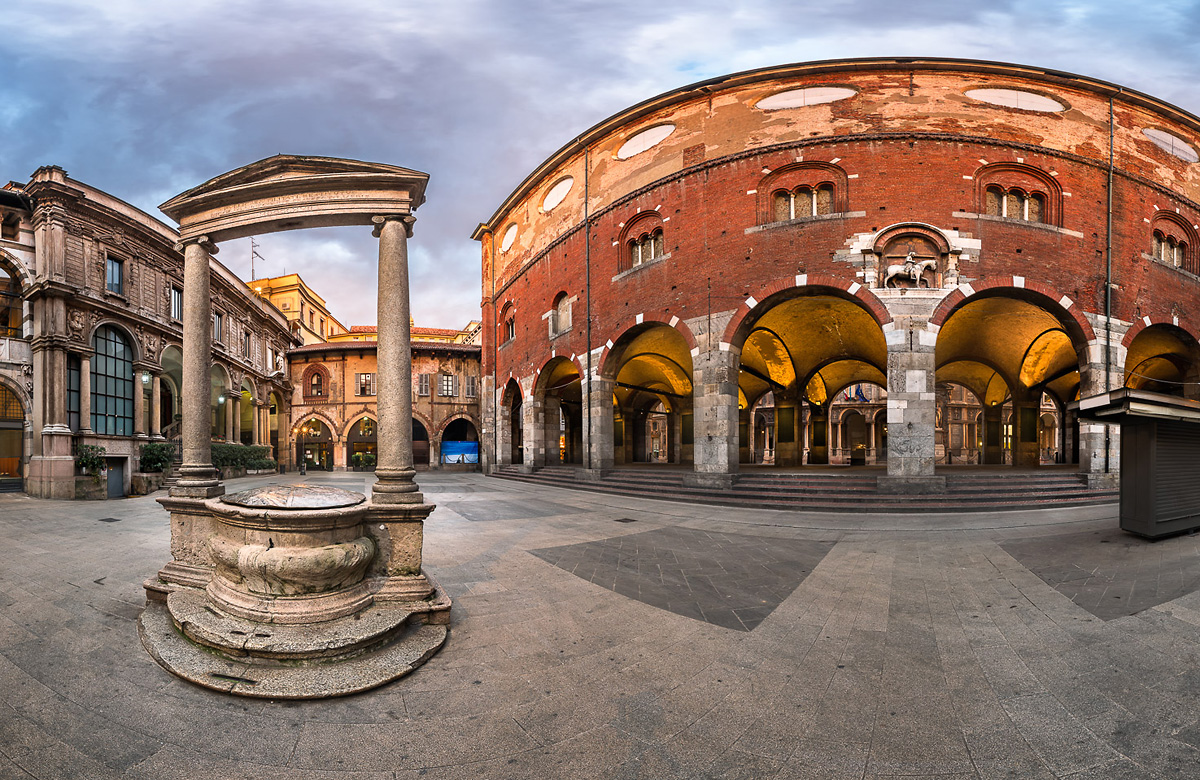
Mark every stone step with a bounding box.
[489,469,1116,513]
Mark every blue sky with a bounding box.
[2,0,1198,328]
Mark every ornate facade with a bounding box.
[286,321,482,471]
[2,166,293,498]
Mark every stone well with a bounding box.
[139,484,449,699]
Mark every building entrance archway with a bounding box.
[733,289,888,467]
[602,323,694,467]
[935,290,1085,468]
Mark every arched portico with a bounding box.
[733,286,889,469]
[935,287,1088,468]
[532,357,583,467]
[598,322,695,471]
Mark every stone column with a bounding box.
[79,354,93,434]
[881,320,943,492]
[251,400,261,446]
[527,393,547,469]
[232,395,242,445]
[1010,389,1040,468]
[542,395,562,466]
[1078,327,1124,487]
[982,404,1004,465]
[582,368,614,475]
[687,345,739,488]
[174,237,221,495]
[370,215,423,504]
[150,374,163,439]
[133,371,147,438]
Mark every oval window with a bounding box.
[755,87,857,110]
[616,124,675,160]
[541,177,574,212]
[1143,128,1199,163]
[964,89,1065,112]
[500,224,518,253]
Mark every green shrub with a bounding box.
[211,443,273,469]
[138,442,175,473]
[75,444,107,483]
[362,453,376,467]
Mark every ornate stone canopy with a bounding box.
[159,154,429,244]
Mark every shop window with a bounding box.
[91,326,134,435]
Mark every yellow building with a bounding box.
[251,274,348,345]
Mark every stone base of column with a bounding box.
[578,468,611,483]
[370,468,427,504]
[877,475,946,494]
[683,472,737,490]
[1083,472,1119,491]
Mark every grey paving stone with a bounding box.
[531,526,833,631]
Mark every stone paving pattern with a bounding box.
[3,472,1200,778]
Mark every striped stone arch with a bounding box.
[929,277,1096,342]
[721,274,893,348]
[596,315,699,379]
[411,409,436,437]
[1121,316,1200,349]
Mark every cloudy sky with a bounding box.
[3,1,1199,329]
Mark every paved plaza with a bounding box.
[4,473,1200,779]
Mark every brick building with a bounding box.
[474,58,1200,490]
[286,320,482,471]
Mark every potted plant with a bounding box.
[75,444,108,499]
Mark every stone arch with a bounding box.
[87,319,142,362]
[1121,316,1200,350]
[722,275,892,348]
[294,409,341,442]
[930,279,1096,342]
[533,356,583,467]
[341,410,378,440]
[599,319,697,382]
[1122,322,1200,397]
[300,363,331,401]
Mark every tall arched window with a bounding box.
[91,325,134,435]
[309,372,324,397]
[0,267,21,338]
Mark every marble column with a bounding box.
[371,215,422,504]
[150,374,163,439]
[251,400,261,446]
[174,237,221,495]
[134,372,147,438]
[79,354,93,434]
[232,395,242,445]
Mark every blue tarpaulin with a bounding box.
[441,441,479,464]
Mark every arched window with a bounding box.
[91,325,134,435]
[0,267,21,338]
[986,185,1046,223]
[309,372,324,397]
[499,303,516,344]
[772,184,834,222]
[627,228,665,269]
[1154,231,1187,268]
[551,292,571,337]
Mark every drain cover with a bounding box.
[98,517,121,523]
[614,518,637,523]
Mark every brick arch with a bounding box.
[1121,316,1200,350]
[436,412,481,439]
[294,410,341,441]
[617,208,664,247]
[340,411,377,440]
[975,161,1063,226]
[757,161,849,222]
[300,363,331,401]
[597,316,699,379]
[411,409,435,439]
[721,274,893,348]
[929,278,1096,342]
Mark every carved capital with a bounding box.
[174,235,219,255]
[371,214,416,239]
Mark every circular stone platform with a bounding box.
[221,484,366,509]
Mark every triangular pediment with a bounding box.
[161,155,429,222]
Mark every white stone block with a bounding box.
[906,370,926,393]
[917,329,937,347]
[885,329,907,346]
